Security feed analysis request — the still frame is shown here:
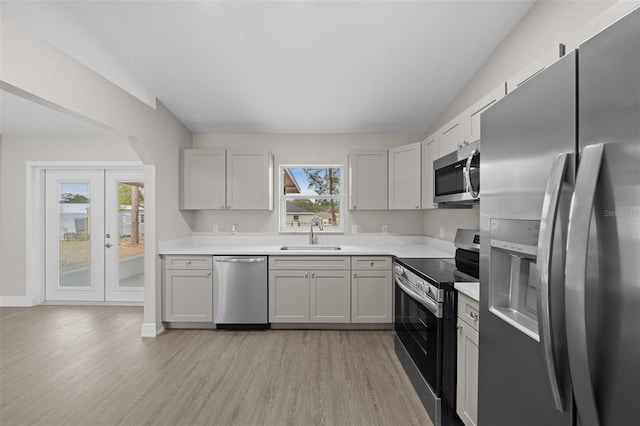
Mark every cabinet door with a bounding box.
[309,270,351,323]
[457,318,479,426]
[226,149,273,210]
[164,269,213,322]
[182,149,226,210]
[351,270,393,323]
[506,46,560,94]
[269,270,310,323]
[438,114,466,157]
[421,132,439,210]
[388,142,421,210]
[466,84,505,144]
[348,149,388,210]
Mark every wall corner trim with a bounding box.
[0,296,39,307]
[141,322,165,338]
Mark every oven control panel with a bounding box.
[394,264,443,303]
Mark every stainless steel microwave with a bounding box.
[433,140,480,204]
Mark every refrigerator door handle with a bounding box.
[464,148,479,199]
[537,152,569,412]
[566,143,604,426]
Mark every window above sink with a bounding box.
[279,165,344,234]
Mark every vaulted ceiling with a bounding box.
[1,1,534,135]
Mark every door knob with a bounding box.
[105,243,113,248]
[105,233,111,238]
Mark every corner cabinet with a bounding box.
[181,148,273,210]
[348,149,388,210]
[457,292,479,426]
[163,255,213,323]
[388,141,422,210]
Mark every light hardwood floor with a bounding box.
[1,306,433,426]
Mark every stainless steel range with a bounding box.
[394,229,479,426]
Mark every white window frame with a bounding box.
[279,164,344,234]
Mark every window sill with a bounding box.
[279,228,344,234]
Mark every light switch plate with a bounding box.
[382,224,388,233]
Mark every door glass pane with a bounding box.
[58,182,91,287]
[117,182,144,288]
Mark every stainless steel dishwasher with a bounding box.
[213,256,268,328]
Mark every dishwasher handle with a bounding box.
[214,257,266,263]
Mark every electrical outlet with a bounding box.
[352,224,358,234]
[439,227,445,239]
[382,224,388,233]
[231,224,237,234]
[213,224,219,233]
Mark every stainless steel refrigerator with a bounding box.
[478,7,639,426]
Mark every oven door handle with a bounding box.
[395,275,442,318]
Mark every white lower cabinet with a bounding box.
[351,256,393,323]
[310,271,351,323]
[269,256,350,324]
[457,293,480,426]
[268,256,393,325]
[163,256,213,323]
[268,270,310,323]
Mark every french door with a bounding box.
[45,169,144,302]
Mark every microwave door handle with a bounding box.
[566,143,604,426]
[537,152,570,412]
[464,149,479,198]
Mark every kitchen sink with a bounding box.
[280,246,342,251]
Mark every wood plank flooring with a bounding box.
[0,306,433,426]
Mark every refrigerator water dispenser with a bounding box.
[489,219,541,341]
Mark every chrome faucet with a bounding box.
[310,215,323,244]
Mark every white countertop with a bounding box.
[455,282,480,302]
[160,234,481,300]
[159,234,456,258]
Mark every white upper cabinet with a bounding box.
[182,149,226,210]
[182,148,273,210]
[438,113,466,157]
[465,84,505,143]
[421,132,439,210]
[348,149,388,210]
[388,141,422,210]
[226,149,273,210]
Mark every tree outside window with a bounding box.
[280,165,343,232]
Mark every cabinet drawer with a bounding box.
[458,292,479,331]
[269,256,350,270]
[351,256,392,270]
[165,255,213,270]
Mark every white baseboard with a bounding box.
[141,322,165,337]
[0,296,40,307]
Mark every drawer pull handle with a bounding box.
[370,261,374,267]
[186,261,192,265]
[469,311,478,320]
